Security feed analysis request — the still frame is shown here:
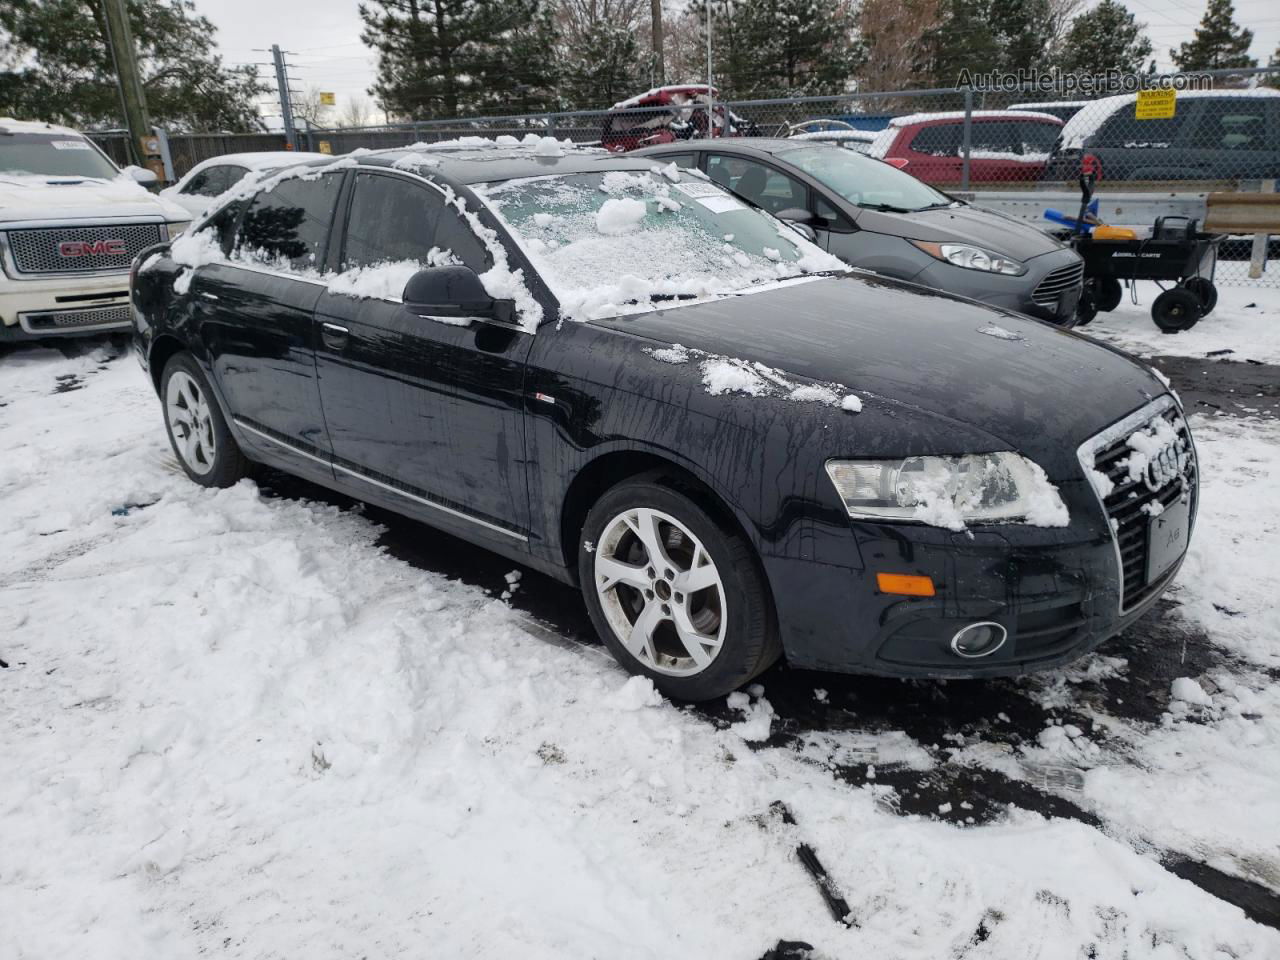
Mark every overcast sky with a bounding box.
[196,0,1280,124]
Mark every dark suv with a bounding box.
[1043,89,1280,183]
[130,143,1197,701]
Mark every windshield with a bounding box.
[479,168,846,321]
[780,145,951,212]
[0,132,121,179]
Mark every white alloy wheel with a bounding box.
[166,370,217,475]
[594,506,727,676]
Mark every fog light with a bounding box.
[950,621,1007,659]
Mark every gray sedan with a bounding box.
[636,139,1084,325]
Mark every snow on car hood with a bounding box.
[0,174,190,224]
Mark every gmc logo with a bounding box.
[58,239,127,258]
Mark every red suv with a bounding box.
[601,85,760,153]
[866,111,1064,184]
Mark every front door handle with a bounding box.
[320,321,349,351]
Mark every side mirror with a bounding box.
[402,265,516,324]
[776,208,818,242]
[124,164,158,186]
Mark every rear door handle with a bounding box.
[320,322,349,351]
[198,291,219,302]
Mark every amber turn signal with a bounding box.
[876,573,936,597]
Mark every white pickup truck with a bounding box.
[0,118,191,343]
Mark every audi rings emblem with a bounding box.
[1144,441,1187,492]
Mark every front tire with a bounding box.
[1152,288,1201,333]
[579,477,780,701]
[161,352,249,487]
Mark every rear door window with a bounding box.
[706,154,807,214]
[238,172,342,273]
[908,123,963,156]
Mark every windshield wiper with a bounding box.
[857,202,916,213]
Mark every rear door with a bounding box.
[1179,96,1280,181]
[313,170,533,541]
[902,121,964,183]
[195,171,342,471]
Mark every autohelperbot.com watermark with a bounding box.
[955,68,1214,96]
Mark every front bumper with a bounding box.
[0,271,133,341]
[762,519,1163,678]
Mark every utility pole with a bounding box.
[101,0,155,170]
[271,44,298,150]
[651,0,665,85]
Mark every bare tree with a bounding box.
[858,0,943,92]
[338,95,373,128]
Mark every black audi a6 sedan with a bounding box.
[129,141,1198,701]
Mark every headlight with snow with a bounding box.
[824,453,1068,529]
[910,240,1025,276]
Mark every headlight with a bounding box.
[910,240,1025,276]
[824,453,1068,529]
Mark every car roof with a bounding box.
[356,142,662,185]
[193,151,330,170]
[637,137,842,160]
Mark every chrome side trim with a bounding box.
[233,417,528,542]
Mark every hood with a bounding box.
[595,273,1165,477]
[0,175,190,224]
[859,203,1064,260]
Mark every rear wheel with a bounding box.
[579,477,779,701]
[1096,277,1123,312]
[162,352,249,487]
[1151,288,1201,334]
[1182,277,1218,317]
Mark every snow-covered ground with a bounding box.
[1084,281,1280,365]
[3,338,1280,959]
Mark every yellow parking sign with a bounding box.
[1135,88,1176,120]
[319,91,336,106]
[317,141,332,155]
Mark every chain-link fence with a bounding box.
[89,67,1280,286]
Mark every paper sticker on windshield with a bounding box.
[695,195,744,214]
[674,181,723,199]
[50,140,92,150]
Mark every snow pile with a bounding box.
[595,197,647,235]
[531,136,565,158]
[1125,414,1183,485]
[325,251,459,303]
[726,689,775,742]
[3,350,1280,958]
[167,227,227,294]
[646,342,861,408]
[480,168,846,322]
[904,456,1069,532]
[1171,676,1212,706]
[978,322,1024,341]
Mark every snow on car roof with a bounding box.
[612,85,719,109]
[0,117,90,137]
[1058,87,1280,149]
[886,110,1064,127]
[789,130,878,142]
[1010,101,1091,109]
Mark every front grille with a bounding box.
[1031,261,1085,305]
[1084,401,1198,612]
[7,223,163,275]
[22,305,132,331]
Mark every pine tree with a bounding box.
[0,0,266,131]
[556,0,645,109]
[1171,0,1255,71]
[924,0,1057,84]
[1264,42,1279,89]
[689,0,863,99]
[1055,0,1152,75]
[360,0,560,120]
